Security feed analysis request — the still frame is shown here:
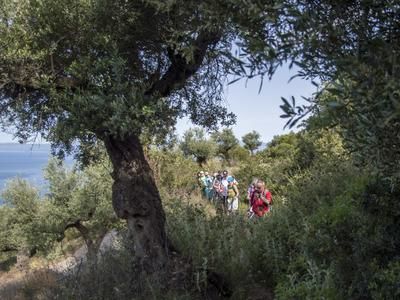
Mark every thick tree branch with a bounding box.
[63,219,109,260]
[145,30,221,98]
[0,68,85,99]
[64,220,90,244]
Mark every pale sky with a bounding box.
[0,65,316,144]
[176,65,316,144]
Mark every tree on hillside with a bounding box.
[227,144,250,164]
[212,128,239,165]
[180,128,217,166]
[41,158,118,261]
[0,159,118,261]
[0,179,39,255]
[242,130,262,155]
[0,0,285,272]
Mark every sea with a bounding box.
[0,143,73,203]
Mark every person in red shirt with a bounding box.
[249,180,272,218]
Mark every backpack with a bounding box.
[198,176,207,188]
[227,185,238,199]
[213,180,224,195]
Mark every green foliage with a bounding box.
[164,161,361,298]
[2,178,40,215]
[274,1,400,180]
[308,78,400,180]
[165,202,257,292]
[211,128,239,164]
[0,178,40,252]
[227,144,250,165]
[1,127,398,299]
[179,128,217,166]
[268,153,400,298]
[369,260,400,300]
[265,4,400,295]
[0,0,285,155]
[164,148,398,299]
[148,148,199,198]
[241,130,262,155]
[0,157,118,256]
[39,158,118,251]
[0,3,399,298]
[275,264,337,300]
[235,130,347,196]
[0,208,11,252]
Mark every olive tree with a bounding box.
[212,128,239,164]
[0,0,285,271]
[180,128,217,166]
[0,158,117,261]
[41,158,117,261]
[242,130,262,155]
[0,179,40,255]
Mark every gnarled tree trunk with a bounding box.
[64,220,104,263]
[103,133,168,273]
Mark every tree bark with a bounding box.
[65,220,105,263]
[103,133,167,272]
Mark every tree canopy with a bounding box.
[0,0,286,154]
[0,0,287,270]
[212,128,239,164]
[242,130,262,154]
[179,128,217,166]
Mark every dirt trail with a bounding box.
[0,245,87,299]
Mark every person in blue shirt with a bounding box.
[204,171,214,201]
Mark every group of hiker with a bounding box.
[196,170,272,218]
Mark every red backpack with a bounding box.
[213,180,224,195]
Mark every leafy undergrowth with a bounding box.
[2,162,400,299]
[0,194,272,300]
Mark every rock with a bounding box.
[50,244,87,273]
[98,229,123,259]
[49,229,122,274]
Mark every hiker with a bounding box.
[247,178,258,207]
[212,173,224,201]
[197,171,208,199]
[213,174,226,214]
[204,171,214,201]
[221,170,238,212]
[220,171,229,211]
[222,170,238,185]
[249,180,272,218]
[226,177,239,214]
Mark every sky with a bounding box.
[0,65,317,144]
[176,65,317,144]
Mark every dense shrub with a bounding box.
[148,148,223,200]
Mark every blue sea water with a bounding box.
[0,143,73,202]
